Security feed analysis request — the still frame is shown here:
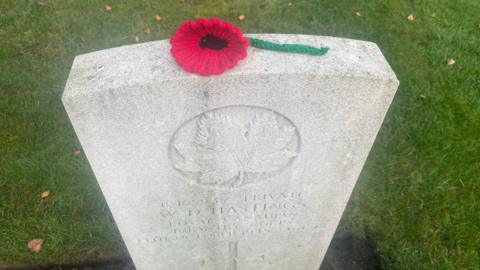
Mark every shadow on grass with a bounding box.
[320,233,383,270]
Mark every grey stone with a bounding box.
[62,34,398,270]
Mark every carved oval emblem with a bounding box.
[169,105,300,188]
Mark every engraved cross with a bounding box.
[227,241,238,270]
[199,241,238,270]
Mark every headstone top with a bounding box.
[63,34,398,100]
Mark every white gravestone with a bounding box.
[63,34,398,270]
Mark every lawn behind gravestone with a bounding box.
[1,0,479,269]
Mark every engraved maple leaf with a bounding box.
[192,110,298,186]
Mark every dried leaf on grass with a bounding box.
[28,239,44,253]
[73,149,81,157]
[41,190,50,199]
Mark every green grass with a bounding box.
[1,0,479,269]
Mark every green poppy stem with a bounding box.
[248,38,329,56]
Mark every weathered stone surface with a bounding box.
[62,34,398,270]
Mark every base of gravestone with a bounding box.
[19,233,383,270]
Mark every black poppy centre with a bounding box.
[199,35,228,50]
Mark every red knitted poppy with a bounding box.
[170,18,250,76]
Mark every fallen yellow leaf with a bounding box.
[238,14,245,21]
[447,58,456,65]
[155,15,162,21]
[28,239,44,253]
[355,11,362,17]
[105,5,112,12]
[41,190,50,199]
[134,36,140,42]
[288,2,293,6]
[407,14,414,21]
[431,12,437,17]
